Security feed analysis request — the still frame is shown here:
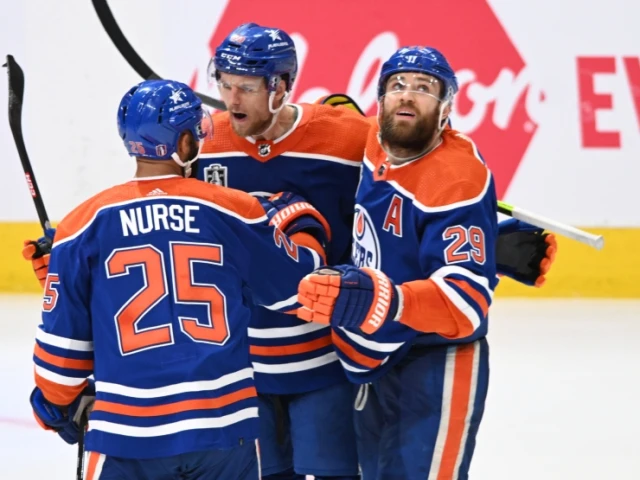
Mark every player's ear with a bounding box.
[441,102,452,123]
[177,131,191,162]
[274,77,287,105]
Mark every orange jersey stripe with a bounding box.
[444,278,489,317]
[34,370,87,406]
[53,177,267,244]
[34,344,94,371]
[250,335,332,357]
[289,231,326,264]
[92,386,257,417]
[331,331,384,370]
[399,279,476,339]
[85,452,103,480]
[437,343,477,479]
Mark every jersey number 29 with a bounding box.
[442,226,486,265]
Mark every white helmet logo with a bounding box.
[169,90,186,104]
[265,29,281,41]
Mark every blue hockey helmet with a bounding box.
[377,46,459,102]
[210,22,298,93]
[117,79,209,160]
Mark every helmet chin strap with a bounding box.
[171,140,204,178]
[250,90,291,140]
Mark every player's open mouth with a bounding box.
[231,112,247,121]
[396,109,416,118]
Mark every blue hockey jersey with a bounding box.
[331,126,499,384]
[33,175,323,459]
[198,104,371,394]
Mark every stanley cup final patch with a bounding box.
[204,163,228,186]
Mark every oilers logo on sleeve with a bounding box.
[352,204,381,269]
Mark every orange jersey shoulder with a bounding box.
[202,104,370,163]
[201,111,239,155]
[365,127,492,209]
[54,177,265,243]
[295,103,370,161]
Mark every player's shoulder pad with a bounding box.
[53,183,142,245]
[174,178,267,222]
[319,94,380,129]
[201,111,237,155]
[299,102,371,160]
[415,129,492,211]
[54,178,267,246]
[314,94,376,130]
[372,128,493,212]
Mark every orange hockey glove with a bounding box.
[22,229,55,288]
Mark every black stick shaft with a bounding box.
[4,55,52,234]
[91,0,226,110]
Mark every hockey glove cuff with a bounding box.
[297,265,400,333]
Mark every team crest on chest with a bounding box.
[204,163,228,186]
[258,143,271,157]
[352,204,381,269]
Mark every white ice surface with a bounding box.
[1,295,638,479]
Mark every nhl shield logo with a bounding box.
[257,143,271,157]
[204,163,228,186]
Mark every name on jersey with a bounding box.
[120,204,200,236]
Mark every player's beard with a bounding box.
[379,105,439,155]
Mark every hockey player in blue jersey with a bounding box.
[22,26,557,480]
[201,26,556,479]
[298,46,518,479]
[28,79,331,480]
[201,24,556,480]
[200,23,368,480]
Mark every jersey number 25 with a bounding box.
[106,242,229,356]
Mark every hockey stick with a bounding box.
[75,413,88,480]
[88,0,604,250]
[498,201,604,250]
[4,54,86,474]
[3,55,53,239]
[91,0,226,111]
